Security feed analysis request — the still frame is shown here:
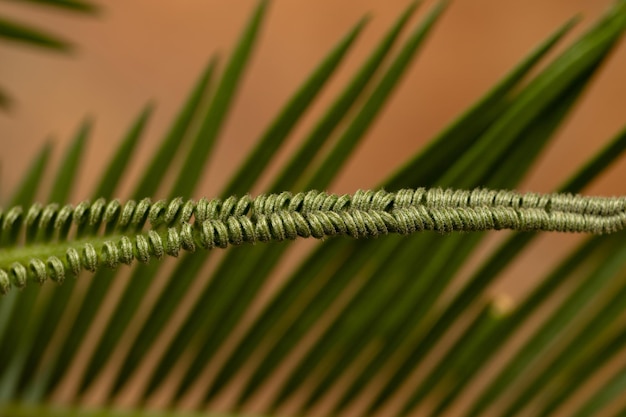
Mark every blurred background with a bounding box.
[2,0,626,414]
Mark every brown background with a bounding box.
[1,1,626,414]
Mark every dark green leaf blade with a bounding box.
[0,16,71,51]
[220,9,577,410]
[0,119,90,400]
[40,59,217,396]
[4,0,99,14]
[170,0,268,200]
[427,236,611,416]
[383,15,579,190]
[537,322,626,416]
[221,15,368,197]
[464,237,626,415]
[269,1,421,193]
[303,0,450,190]
[347,6,626,414]
[266,11,584,412]
[228,2,450,406]
[497,267,626,417]
[170,15,371,399]
[194,3,423,402]
[7,141,52,208]
[571,361,626,417]
[77,0,268,394]
[12,105,154,399]
[377,58,612,413]
[92,103,154,199]
[132,57,218,199]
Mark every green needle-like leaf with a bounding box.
[170,0,267,200]
[148,15,369,401]
[7,142,53,208]
[0,142,52,340]
[221,16,368,197]
[498,270,626,417]
[304,0,449,190]
[464,244,626,417]
[572,362,626,417]
[77,0,267,394]
[536,325,626,417]
[133,58,218,198]
[0,120,90,400]
[269,1,421,193]
[41,60,217,395]
[190,2,422,404]
[47,119,91,203]
[384,62,607,415]
[11,105,155,400]
[0,16,72,51]
[4,0,99,13]
[92,104,154,199]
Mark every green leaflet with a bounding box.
[4,0,98,13]
[40,58,218,396]
[0,16,71,51]
[77,0,269,393]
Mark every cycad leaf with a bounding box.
[125,14,368,401]
[499,261,626,417]
[261,13,590,412]
[538,321,626,416]
[160,1,449,405]
[270,1,421,193]
[384,59,617,415]
[40,59,217,395]
[346,6,620,412]
[2,1,626,416]
[463,243,626,417]
[304,0,449,190]
[428,234,613,416]
[133,57,218,199]
[221,15,368,197]
[113,3,418,401]
[6,141,52,208]
[571,361,626,417]
[92,104,154,199]
[4,0,98,13]
[10,106,155,400]
[223,1,449,404]
[171,0,267,200]
[76,0,267,392]
[205,16,576,408]
[0,142,52,341]
[0,16,71,51]
[0,120,90,400]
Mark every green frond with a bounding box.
[0,16,72,51]
[3,187,626,294]
[4,0,98,14]
[2,1,626,417]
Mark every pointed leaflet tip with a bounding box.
[169,0,269,199]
